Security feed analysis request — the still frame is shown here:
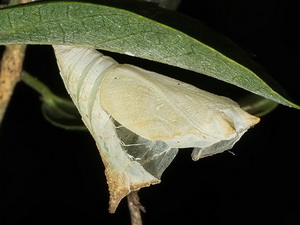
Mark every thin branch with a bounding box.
[125,2,178,224]
[127,191,146,225]
[0,0,32,124]
[0,45,27,123]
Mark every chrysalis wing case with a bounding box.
[53,45,260,213]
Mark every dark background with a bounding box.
[0,0,299,224]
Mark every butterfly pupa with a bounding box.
[53,45,259,212]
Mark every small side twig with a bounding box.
[127,191,146,225]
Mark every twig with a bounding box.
[0,45,27,124]
[127,191,146,225]
[125,1,177,224]
[0,0,32,124]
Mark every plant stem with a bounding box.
[21,71,54,103]
[127,191,145,225]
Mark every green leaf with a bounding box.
[0,1,299,109]
[238,95,279,117]
[41,96,87,131]
[21,71,86,131]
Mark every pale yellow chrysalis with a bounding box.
[99,64,260,160]
[53,45,259,213]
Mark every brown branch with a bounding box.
[127,191,146,225]
[0,0,32,124]
[0,45,27,123]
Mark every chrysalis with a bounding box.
[53,45,259,213]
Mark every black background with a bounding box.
[0,0,300,224]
